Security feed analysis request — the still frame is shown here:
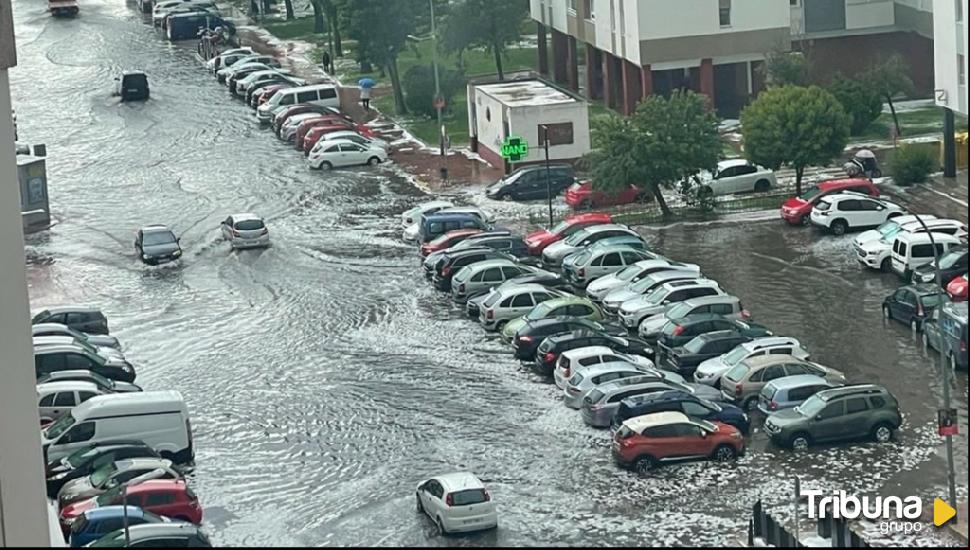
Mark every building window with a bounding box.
[719,0,731,27]
[568,0,576,12]
[789,0,800,5]
[959,54,966,86]
[582,0,594,20]
[957,0,964,22]
[540,123,575,146]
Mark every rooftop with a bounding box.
[477,80,578,108]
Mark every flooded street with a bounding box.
[10,1,966,546]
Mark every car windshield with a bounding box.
[142,231,176,246]
[65,445,99,469]
[920,293,943,308]
[483,291,503,307]
[815,200,832,212]
[572,251,592,265]
[32,309,50,323]
[89,463,116,487]
[664,302,693,320]
[550,220,572,234]
[642,287,669,304]
[44,413,76,440]
[939,249,966,269]
[235,219,265,231]
[452,266,474,283]
[684,336,709,354]
[586,389,605,404]
[564,229,592,246]
[526,302,555,320]
[499,171,524,186]
[721,345,750,366]
[96,485,124,506]
[614,265,641,281]
[799,186,822,201]
[795,394,827,417]
[877,220,902,237]
[568,372,585,386]
[723,363,750,382]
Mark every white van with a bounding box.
[890,232,964,278]
[41,391,193,464]
[257,84,340,117]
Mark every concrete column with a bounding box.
[537,23,549,76]
[621,60,642,115]
[0,68,54,546]
[699,58,715,105]
[943,108,957,177]
[585,44,602,100]
[551,29,568,85]
[566,36,580,92]
[640,64,653,100]
[602,51,616,109]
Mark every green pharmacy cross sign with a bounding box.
[500,136,529,162]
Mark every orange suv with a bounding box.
[611,411,744,473]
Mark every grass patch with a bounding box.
[853,106,969,141]
[263,16,320,42]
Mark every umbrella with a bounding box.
[358,77,375,89]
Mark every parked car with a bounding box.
[295,116,355,149]
[561,245,654,289]
[720,355,846,410]
[541,224,639,267]
[34,334,124,363]
[501,296,604,342]
[68,506,172,547]
[511,317,628,360]
[582,377,702,427]
[47,442,160,498]
[780,178,879,225]
[258,84,341,123]
[58,458,181,507]
[911,246,969,285]
[757,374,840,415]
[235,70,302,96]
[307,139,388,170]
[611,412,744,473]
[267,103,343,130]
[453,234,530,259]
[86,523,211,548]
[810,193,904,235]
[586,259,700,303]
[695,160,775,196]
[565,180,648,210]
[763,384,902,451]
[882,283,944,332]
[420,228,481,257]
[854,218,966,272]
[617,279,723,329]
[36,370,142,394]
[534,330,653,375]
[853,214,938,248]
[415,211,491,245]
[32,306,109,335]
[279,112,327,141]
[922,301,968,370]
[477,284,565,331]
[135,225,182,265]
[655,314,773,358]
[554,345,658,389]
[610,390,749,435]
[34,344,136,383]
[415,472,497,534]
[604,270,709,315]
[948,274,969,301]
[432,248,514,291]
[891,233,964,280]
[33,323,120,350]
[662,330,755,378]
[250,83,291,108]
[638,295,750,343]
[206,47,254,72]
[693,336,810,388]
[60,479,203,531]
[215,55,275,82]
[312,130,388,154]
[220,213,270,249]
[562,362,671,408]
[523,213,613,255]
[38,381,103,424]
[485,164,576,201]
[451,260,541,303]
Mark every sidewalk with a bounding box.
[883,170,969,224]
[952,501,968,544]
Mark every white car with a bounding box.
[220,213,270,249]
[696,159,776,196]
[541,224,638,267]
[235,70,302,94]
[477,284,565,331]
[854,218,967,271]
[852,214,936,249]
[617,280,722,329]
[217,60,275,85]
[401,200,454,228]
[205,47,254,71]
[280,112,324,141]
[585,259,699,302]
[809,193,905,235]
[308,139,388,170]
[415,472,497,534]
[553,345,658,389]
[322,130,389,152]
[37,381,103,423]
[57,458,180,506]
[693,337,809,388]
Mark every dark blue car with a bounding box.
[610,390,750,434]
[69,505,170,547]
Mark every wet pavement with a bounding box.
[10,1,968,546]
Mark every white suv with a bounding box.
[855,218,968,271]
[810,193,904,235]
[415,472,497,534]
[553,345,657,389]
[693,336,810,388]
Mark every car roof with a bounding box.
[113,457,171,470]
[562,345,615,360]
[623,389,693,406]
[820,192,882,203]
[461,259,518,271]
[584,244,644,256]
[84,505,150,521]
[718,159,753,170]
[72,391,186,419]
[690,330,744,343]
[814,384,890,402]
[230,213,262,222]
[434,472,485,492]
[623,411,691,432]
[682,294,738,307]
[564,212,612,223]
[765,374,828,390]
[546,329,611,344]
[114,523,202,539]
[818,178,873,189]
[495,283,548,296]
[740,336,800,350]
[39,305,102,315]
[584,224,631,233]
[575,361,641,377]
[894,231,963,244]
[658,279,719,292]
[425,211,481,221]
[33,343,94,354]
[34,335,82,345]
[278,83,337,94]
[527,316,593,328]
[742,354,805,368]
[541,296,592,307]
[140,224,173,234]
[672,312,731,325]
[32,323,72,332]
[126,479,188,495]
[898,218,964,230]
[36,381,101,393]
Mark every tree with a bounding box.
[827,75,883,134]
[762,50,811,87]
[402,64,464,117]
[741,86,851,195]
[864,54,914,137]
[310,0,326,33]
[440,0,528,80]
[283,0,294,19]
[584,91,721,216]
[339,0,422,115]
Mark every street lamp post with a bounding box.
[429,0,444,157]
[540,124,553,227]
[122,485,131,547]
[910,218,958,514]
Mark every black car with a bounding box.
[431,248,514,291]
[485,164,576,201]
[454,235,530,259]
[512,317,628,360]
[117,71,149,102]
[46,441,159,497]
[882,283,943,331]
[610,390,750,434]
[32,306,109,335]
[656,314,772,360]
[663,330,752,378]
[534,330,653,375]
[911,247,968,286]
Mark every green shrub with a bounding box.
[889,145,937,186]
[402,64,465,118]
[828,75,883,135]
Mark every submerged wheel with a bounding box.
[634,456,655,474]
[712,444,737,462]
[872,423,893,443]
[367,156,381,166]
[790,433,811,452]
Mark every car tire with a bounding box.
[501,193,512,201]
[368,156,381,166]
[880,258,892,272]
[580,199,593,210]
[496,320,508,331]
[698,186,714,198]
[798,215,809,227]
[871,422,894,443]
[712,444,737,462]
[830,220,848,235]
[319,161,333,171]
[922,330,930,350]
[883,306,892,320]
[742,396,758,411]
[754,179,771,192]
[910,318,920,335]
[871,169,882,178]
[789,433,811,452]
[633,455,656,474]
[436,517,447,536]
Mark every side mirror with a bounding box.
[815,414,824,422]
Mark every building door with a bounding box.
[804,0,846,33]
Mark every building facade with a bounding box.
[933,0,968,115]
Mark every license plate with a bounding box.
[463,519,479,525]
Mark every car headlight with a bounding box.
[121,363,133,372]
[731,431,743,439]
[142,253,150,260]
[173,250,182,257]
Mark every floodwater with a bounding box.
[10,1,967,546]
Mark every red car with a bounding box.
[611,411,744,473]
[274,104,352,135]
[257,84,290,106]
[523,212,612,255]
[420,228,483,257]
[60,480,202,534]
[564,180,648,210]
[780,178,880,225]
[948,274,969,301]
[294,116,355,150]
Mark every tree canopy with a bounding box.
[863,54,914,137]
[440,0,529,80]
[827,74,883,135]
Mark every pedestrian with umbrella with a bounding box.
[358,77,375,111]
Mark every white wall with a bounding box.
[934,0,969,115]
[846,0,896,30]
[474,90,510,157]
[636,0,788,41]
[531,0,570,32]
[508,102,591,163]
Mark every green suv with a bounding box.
[763,384,901,451]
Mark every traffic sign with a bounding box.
[500,136,528,162]
[433,95,445,110]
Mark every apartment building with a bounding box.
[933,0,967,115]
[532,0,936,116]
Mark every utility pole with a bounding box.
[942,108,957,178]
[540,124,553,227]
[429,0,444,157]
